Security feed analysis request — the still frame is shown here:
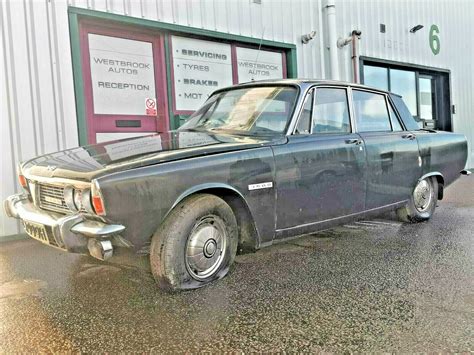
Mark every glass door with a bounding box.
[418,75,436,128]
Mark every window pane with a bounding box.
[390,69,417,116]
[312,88,350,134]
[364,65,389,90]
[388,102,403,131]
[295,91,312,134]
[353,90,392,132]
[419,77,434,120]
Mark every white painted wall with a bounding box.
[1,0,473,237]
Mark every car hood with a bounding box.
[22,130,286,182]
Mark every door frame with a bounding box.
[79,21,169,143]
[68,7,298,146]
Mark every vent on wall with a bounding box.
[252,0,262,4]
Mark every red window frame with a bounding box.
[79,20,169,144]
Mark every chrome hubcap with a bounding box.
[185,216,226,280]
[413,179,432,212]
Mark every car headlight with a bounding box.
[64,186,95,214]
[64,186,77,211]
[73,189,83,210]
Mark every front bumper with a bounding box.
[4,193,125,253]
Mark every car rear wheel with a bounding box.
[397,177,438,222]
[150,194,238,291]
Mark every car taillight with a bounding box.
[91,180,106,216]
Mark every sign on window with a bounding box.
[236,47,284,83]
[171,36,233,111]
[88,34,156,115]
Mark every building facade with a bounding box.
[1,0,473,237]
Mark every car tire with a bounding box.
[150,193,238,291]
[396,177,438,223]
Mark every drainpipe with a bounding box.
[326,0,340,80]
[337,30,362,83]
[318,0,326,78]
[351,30,362,83]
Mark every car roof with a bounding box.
[215,78,402,97]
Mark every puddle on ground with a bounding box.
[76,264,122,277]
[0,279,47,299]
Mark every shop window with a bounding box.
[353,90,392,132]
[363,65,388,91]
[170,36,286,116]
[170,36,233,113]
[235,47,285,83]
[390,69,417,116]
[362,61,449,131]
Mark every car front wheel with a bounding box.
[150,194,238,291]
[397,177,438,222]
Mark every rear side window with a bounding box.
[353,90,391,132]
[312,88,351,134]
[387,101,403,131]
[390,94,421,131]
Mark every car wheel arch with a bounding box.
[419,172,444,200]
[165,183,260,253]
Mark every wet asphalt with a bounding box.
[1,175,473,352]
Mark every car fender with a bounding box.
[164,182,261,249]
[168,183,244,213]
[418,171,445,199]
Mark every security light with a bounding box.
[301,31,317,44]
[410,24,424,33]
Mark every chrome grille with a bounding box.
[38,183,69,213]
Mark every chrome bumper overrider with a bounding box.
[4,193,125,255]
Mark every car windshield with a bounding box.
[179,86,298,135]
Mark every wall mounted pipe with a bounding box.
[326,0,340,80]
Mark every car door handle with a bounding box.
[345,138,362,145]
[402,133,416,140]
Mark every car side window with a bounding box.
[312,88,351,134]
[353,90,392,132]
[295,91,313,135]
[387,100,404,131]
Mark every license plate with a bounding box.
[23,221,49,244]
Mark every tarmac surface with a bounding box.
[1,175,473,352]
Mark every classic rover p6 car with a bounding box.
[5,80,469,291]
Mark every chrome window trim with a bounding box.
[350,87,396,134]
[293,88,314,135]
[290,84,354,136]
[385,94,407,131]
[310,86,353,135]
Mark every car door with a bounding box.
[272,86,367,237]
[352,88,422,209]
